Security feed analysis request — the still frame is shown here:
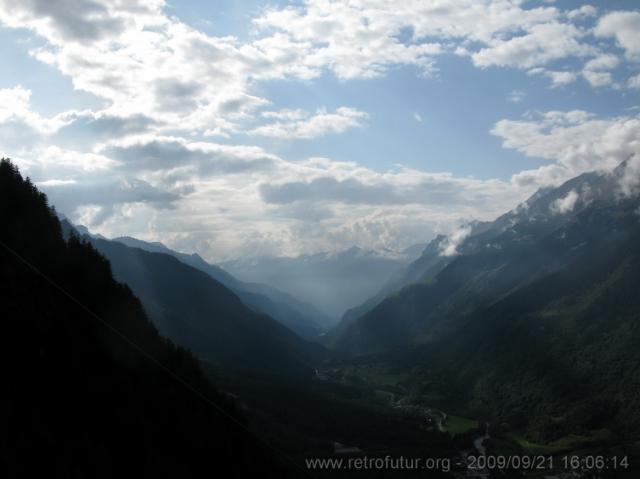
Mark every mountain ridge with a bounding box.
[0,158,284,477]
[61,221,326,376]
[221,243,425,319]
[109,234,331,339]
[326,159,640,440]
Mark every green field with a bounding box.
[442,415,479,436]
[509,435,568,455]
[509,428,612,455]
[341,364,409,387]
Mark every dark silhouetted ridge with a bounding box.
[0,159,285,478]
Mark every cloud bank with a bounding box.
[0,1,638,260]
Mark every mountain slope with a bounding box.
[439,209,640,438]
[330,160,640,438]
[66,231,325,376]
[337,235,450,332]
[0,159,283,477]
[222,246,422,319]
[341,167,633,334]
[113,235,329,339]
[334,164,639,356]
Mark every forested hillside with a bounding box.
[0,159,285,477]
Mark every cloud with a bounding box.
[258,165,520,212]
[550,189,579,214]
[0,86,70,148]
[252,1,636,90]
[254,0,579,77]
[531,69,578,87]
[52,111,159,147]
[582,70,614,88]
[103,136,276,176]
[0,0,634,148]
[566,5,598,21]
[1,1,278,137]
[595,11,640,59]
[0,0,163,44]
[581,53,620,88]
[0,86,164,152]
[106,154,525,260]
[472,22,594,69]
[9,143,185,227]
[492,110,640,187]
[413,112,423,123]
[439,225,472,257]
[253,2,443,80]
[249,107,368,139]
[628,74,640,90]
[1,1,639,260]
[44,175,181,214]
[584,53,620,71]
[617,154,640,197]
[507,90,525,104]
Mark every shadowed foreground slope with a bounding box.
[0,159,285,478]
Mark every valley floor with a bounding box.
[203,358,640,478]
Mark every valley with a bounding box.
[3,157,639,477]
[4,1,640,477]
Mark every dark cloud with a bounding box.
[105,138,275,175]
[259,176,479,206]
[3,0,128,42]
[38,174,185,226]
[0,119,43,148]
[154,78,204,112]
[42,176,181,212]
[54,113,158,146]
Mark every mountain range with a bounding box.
[330,158,640,440]
[108,235,331,340]
[5,152,640,468]
[221,244,425,319]
[61,222,325,376]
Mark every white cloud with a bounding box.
[628,74,640,90]
[529,68,578,87]
[249,107,368,139]
[547,70,578,86]
[0,1,311,138]
[581,53,620,88]
[413,112,423,123]
[595,11,640,59]
[0,0,633,145]
[492,111,640,187]
[0,86,33,120]
[250,2,640,92]
[259,170,515,208]
[472,22,594,69]
[0,0,165,44]
[567,5,597,20]
[584,53,620,71]
[1,1,639,260]
[507,90,525,104]
[0,86,70,147]
[261,109,309,121]
[618,154,640,197]
[439,225,472,257]
[253,0,604,86]
[3,109,529,260]
[582,70,613,88]
[98,135,279,188]
[550,189,579,214]
[253,1,445,80]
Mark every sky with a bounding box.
[0,0,639,261]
